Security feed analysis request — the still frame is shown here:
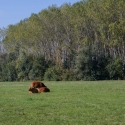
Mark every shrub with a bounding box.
[106,58,124,80]
[44,66,63,81]
[62,69,76,81]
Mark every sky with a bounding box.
[0,0,80,28]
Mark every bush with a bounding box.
[106,58,124,80]
[0,62,17,81]
[28,55,48,80]
[44,66,63,81]
[62,69,76,81]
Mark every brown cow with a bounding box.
[29,87,50,94]
[28,81,46,91]
[28,81,50,94]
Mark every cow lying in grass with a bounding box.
[28,81,50,94]
[28,81,46,89]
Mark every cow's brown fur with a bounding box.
[29,88,38,94]
[28,81,46,91]
[37,87,50,92]
[29,87,50,94]
[28,81,50,94]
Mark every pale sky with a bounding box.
[0,0,80,28]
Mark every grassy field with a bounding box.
[0,81,125,125]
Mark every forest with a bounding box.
[0,0,125,81]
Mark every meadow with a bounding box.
[0,81,125,125]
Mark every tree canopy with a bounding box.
[0,0,125,81]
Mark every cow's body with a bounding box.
[37,87,50,92]
[28,81,50,94]
[28,81,46,91]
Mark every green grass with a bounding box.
[0,81,125,125]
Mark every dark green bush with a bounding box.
[44,66,62,81]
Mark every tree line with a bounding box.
[0,0,125,81]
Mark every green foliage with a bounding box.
[44,66,62,81]
[75,44,111,80]
[28,55,48,80]
[0,52,48,81]
[17,54,33,81]
[0,52,18,81]
[61,69,76,81]
[106,57,125,80]
[1,0,125,81]
[0,62,17,81]
[44,66,76,81]
[75,46,93,80]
